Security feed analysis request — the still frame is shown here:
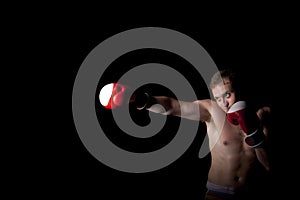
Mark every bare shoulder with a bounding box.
[192,99,214,122]
[193,99,213,107]
[193,99,213,112]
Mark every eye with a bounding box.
[215,97,221,102]
[224,92,231,98]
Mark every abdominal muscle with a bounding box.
[206,121,257,190]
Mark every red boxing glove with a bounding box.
[99,83,154,110]
[99,83,128,109]
[227,101,265,148]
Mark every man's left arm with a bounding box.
[227,102,271,171]
[255,106,272,171]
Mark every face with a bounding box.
[211,79,236,112]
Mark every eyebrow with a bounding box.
[214,91,231,99]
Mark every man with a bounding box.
[100,68,272,200]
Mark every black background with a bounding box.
[9,8,296,199]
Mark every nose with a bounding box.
[221,98,229,108]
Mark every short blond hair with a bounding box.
[210,68,243,98]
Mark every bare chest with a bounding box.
[207,119,246,148]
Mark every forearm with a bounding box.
[147,96,181,116]
[147,96,205,121]
[255,147,270,172]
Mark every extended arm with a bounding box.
[99,82,211,121]
[145,96,211,122]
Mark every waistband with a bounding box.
[206,181,236,195]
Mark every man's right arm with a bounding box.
[145,96,211,122]
[98,83,211,122]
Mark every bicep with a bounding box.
[179,100,211,121]
[148,96,211,121]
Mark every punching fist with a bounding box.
[227,101,265,148]
[99,83,128,109]
[99,83,155,110]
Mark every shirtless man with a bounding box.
[100,68,271,200]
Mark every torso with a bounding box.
[205,102,257,189]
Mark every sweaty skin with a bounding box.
[147,79,270,190]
